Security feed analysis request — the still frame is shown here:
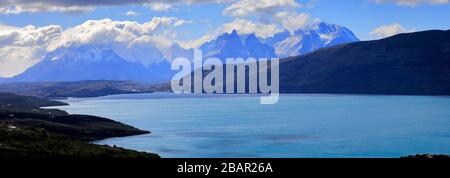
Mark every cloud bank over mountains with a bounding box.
[0,0,322,77]
[0,17,189,77]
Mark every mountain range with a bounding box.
[0,22,358,83]
[0,29,449,96]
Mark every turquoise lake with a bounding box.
[54,93,450,158]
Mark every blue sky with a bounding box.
[1,0,449,41]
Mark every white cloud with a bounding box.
[0,24,62,77]
[144,3,178,12]
[274,12,312,34]
[222,0,316,36]
[50,17,191,65]
[222,19,283,38]
[223,0,300,17]
[372,0,449,6]
[49,18,175,49]
[179,34,216,49]
[124,10,139,16]
[370,23,415,38]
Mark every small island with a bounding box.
[0,92,159,159]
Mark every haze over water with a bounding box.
[54,93,450,158]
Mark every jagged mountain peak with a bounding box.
[216,29,240,41]
[201,31,277,60]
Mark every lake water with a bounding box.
[54,93,450,158]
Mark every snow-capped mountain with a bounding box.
[200,30,277,60]
[264,22,359,57]
[11,45,174,83]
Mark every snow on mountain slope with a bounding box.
[266,22,359,57]
[11,45,173,83]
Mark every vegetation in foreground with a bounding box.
[0,92,159,159]
[0,124,158,159]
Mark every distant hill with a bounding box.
[0,92,66,108]
[278,30,450,95]
[0,80,171,98]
